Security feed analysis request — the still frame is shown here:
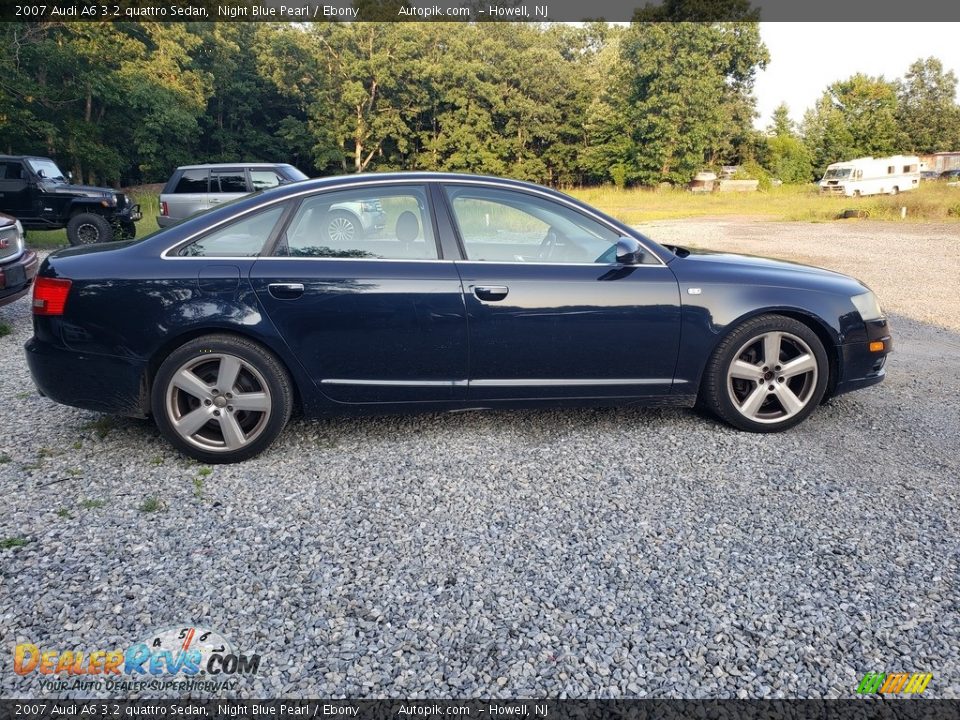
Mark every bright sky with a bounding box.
[753,23,960,130]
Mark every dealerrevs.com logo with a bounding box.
[14,626,261,693]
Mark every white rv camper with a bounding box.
[819,155,921,197]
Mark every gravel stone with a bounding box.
[1,220,958,699]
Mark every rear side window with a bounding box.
[178,206,285,257]
[212,171,247,194]
[174,170,208,194]
[279,186,437,260]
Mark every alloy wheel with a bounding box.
[165,353,273,453]
[726,331,819,424]
[327,215,356,243]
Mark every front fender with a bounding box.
[673,283,859,390]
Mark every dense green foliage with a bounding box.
[0,22,956,187]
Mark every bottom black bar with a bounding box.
[1,700,960,720]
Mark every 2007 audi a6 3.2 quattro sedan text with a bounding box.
[25,173,893,463]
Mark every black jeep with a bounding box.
[0,155,141,245]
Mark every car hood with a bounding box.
[670,245,868,293]
[680,246,844,276]
[44,183,119,198]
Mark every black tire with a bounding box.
[67,212,113,246]
[323,210,360,244]
[116,221,137,241]
[701,314,829,433]
[151,334,293,463]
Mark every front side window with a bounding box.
[250,170,284,191]
[278,186,437,260]
[0,162,25,181]
[444,186,620,264]
[178,205,285,257]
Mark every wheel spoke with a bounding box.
[230,391,269,412]
[779,353,816,379]
[216,356,242,393]
[739,385,768,418]
[763,332,782,366]
[172,369,211,400]
[730,359,762,381]
[174,406,214,436]
[774,383,805,416]
[218,412,246,450]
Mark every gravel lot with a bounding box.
[1,219,958,699]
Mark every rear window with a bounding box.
[174,170,208,194]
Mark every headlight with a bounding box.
[851,291,883,321]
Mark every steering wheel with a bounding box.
[537,228,560,261]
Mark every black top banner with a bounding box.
[2,700,960,720]
[4,0,960,22]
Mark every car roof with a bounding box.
[175,163,295,170]
[264,171,574,196]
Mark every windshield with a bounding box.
[823,168,852,179]
[27,158,68,182]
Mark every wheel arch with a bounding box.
[698,307,840,400]
[142,327,305,416]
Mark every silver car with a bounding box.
[157,163,309,228]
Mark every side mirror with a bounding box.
[68,171,74,181]
[616,236,644,265]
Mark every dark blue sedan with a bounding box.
[25,173,892,463]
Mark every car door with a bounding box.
[0,161,35,218]
[439,183,682,401]
[249,183,468,404]
[209,168,249,209]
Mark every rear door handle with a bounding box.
[474,285,509,301]
[268,282,304,299]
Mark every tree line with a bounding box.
[1,21,958,188]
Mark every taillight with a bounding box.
[160,201,169,216]
[33,277,72,316]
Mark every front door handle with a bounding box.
[268,282,304,299]
[473,285,509,302]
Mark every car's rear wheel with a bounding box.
[152,335,293,463]
[67,212,113,246]
[702,315,829,432]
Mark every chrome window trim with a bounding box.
[160,177,666,266]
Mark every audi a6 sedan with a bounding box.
[25,173,892,463]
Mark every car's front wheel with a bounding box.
[67,212,113,245]
[702,315,829,432]
[152,335,293,463]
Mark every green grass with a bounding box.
[138,496,163,513]
[0,452,10,464]
[83,416,114,440]
[56,508,73,519]
[80,499,105,509]
[0,322,10,338]
[569,182,960,224]
[0,537,29,549]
